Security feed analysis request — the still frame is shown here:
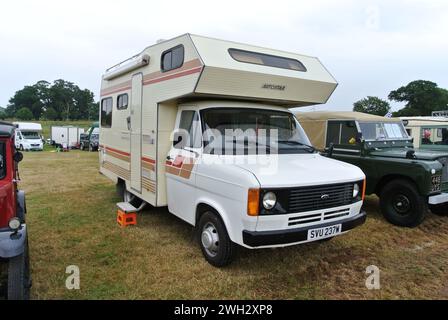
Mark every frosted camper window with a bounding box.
[228,48,306,71]
[101,97,113,128]
[161,45,184,72]
[117,94,128,110]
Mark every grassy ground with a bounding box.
[19,150,448,299]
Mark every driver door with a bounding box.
[166,107,202,224]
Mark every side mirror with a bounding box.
[355,132,363,143]
[14,151,23,163]
[173,134,183,148]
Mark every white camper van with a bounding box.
[50,126,85,149]
[99,34,367,266]
[13,122,43,151]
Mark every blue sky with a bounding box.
[1,0,447,112]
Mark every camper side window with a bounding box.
[161,45,184,72]
[175,111,200,149]
[117,94,128,110]
[101,97,113,128]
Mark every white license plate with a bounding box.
[307,224,342,241]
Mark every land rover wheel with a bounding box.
[198,211,235,267]
[380,179,427,227]
[88,144,94,152]
[7,239,31,300]
[429,204,448,215]
[80,142,85,150]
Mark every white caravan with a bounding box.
[99,34,366,266]
[401,117,448,149]
[13,122,43,151]
[50,126,85,148]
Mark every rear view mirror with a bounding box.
[14,151,23,163]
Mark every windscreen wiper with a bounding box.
[277,140,316,153]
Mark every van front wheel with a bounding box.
[198,211,235,267]
[379,179,427,227]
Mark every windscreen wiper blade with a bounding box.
[277,140,316,153]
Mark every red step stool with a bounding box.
[116,202,138,227]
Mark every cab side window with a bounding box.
[326,121,359,146]
[175,111,201,149]
[101,97,113,128]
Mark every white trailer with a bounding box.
[99,34,366,266]
[51,126,85,149]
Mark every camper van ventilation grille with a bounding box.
[287,183,353,214]
[288,209,350,227]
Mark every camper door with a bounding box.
[130,73,143,193]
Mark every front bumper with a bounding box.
[242,210,366,247]
[428,193,448,205]
[0,225,27,258]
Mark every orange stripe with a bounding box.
[142,157,156,164]
[101,59,203,97]
[106,146,130,156]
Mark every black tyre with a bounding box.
[198,211,235,267]
[80,142,85,150]
[429,204,448,215]
[7,239,31,300]
[379,179,427,227]
[88,144,94,152]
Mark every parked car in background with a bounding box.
[0,121,30,300]
[296,111,448,226]
[80,122,99,151]
[50,126,85,149]
[13,122,43,151]
[401,117,448,150]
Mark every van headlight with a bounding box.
[353,183,360,198]
[8,217,21,231]
[262,192,277,210]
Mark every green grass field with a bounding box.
[18,150,448,299]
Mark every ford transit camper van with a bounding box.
[99,34,366,266]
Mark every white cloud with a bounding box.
[1,0,447,112]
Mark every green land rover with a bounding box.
[296,111,448,227]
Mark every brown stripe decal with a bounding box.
[102,161,130,181]
[142,177,156,193]
[101,59,203,97]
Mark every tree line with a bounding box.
[0,80,99,121]
[353,80,448,116]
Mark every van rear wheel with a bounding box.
[198,211,235,267]
[116,181,143,208]
[379,179,426,227]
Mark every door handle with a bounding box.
[126,116,131,130]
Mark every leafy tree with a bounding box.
[16,107,33,120]
[353,96,391,116]
[43,107,58,120]
[7,79,96,120]
[88,102,99,121]
[389,80,448,116]
[0,107,6,120]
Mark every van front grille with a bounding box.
[288,183,353,213]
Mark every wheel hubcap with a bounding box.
[201,222,219,257]
[393,194,411,214]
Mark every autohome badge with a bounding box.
[262,84,286,91]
